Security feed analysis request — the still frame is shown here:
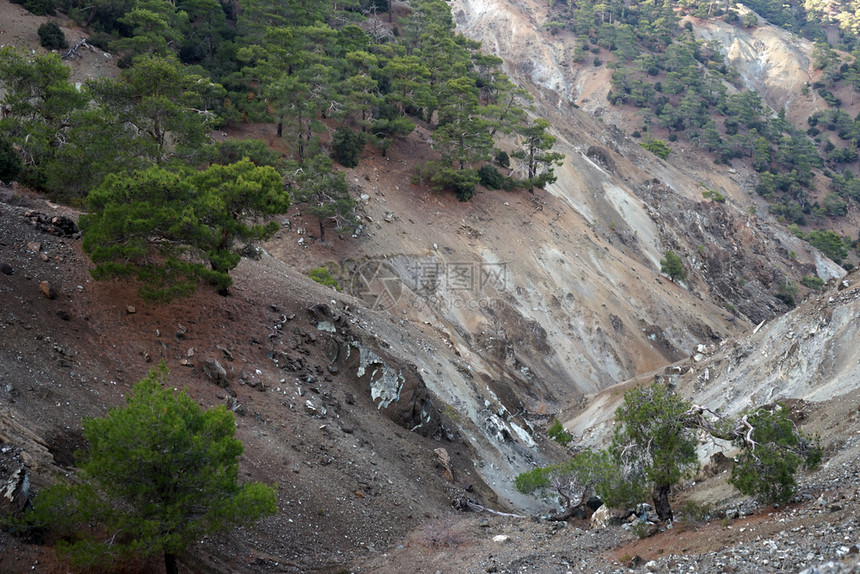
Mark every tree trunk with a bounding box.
[165,553,178,574]
[652,484,673,522]
[277,121,283,138]
[318,216,325,242]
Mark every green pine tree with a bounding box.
[28,363,277,574]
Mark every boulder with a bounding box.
[202,358,228,387]
[0,467,31,517]
[590,504,612,529]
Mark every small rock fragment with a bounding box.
[434,447,454,482]
[216,344,234,361]
[39,281,56,299]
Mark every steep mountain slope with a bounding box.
[565,268,860,447]
[2,0,859,572]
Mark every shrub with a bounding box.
[494,149,510,168]
[308,267,340,291]
[801,276,824,290]
[548,419,573,446]
[640,139,671,160]
[11,0,56,16]
[38,21,67,50]
[660,250,686,281]
[213,139,280,168]
[332,126,365,168]
[478,164,505,189]
[87,32,113,51]
[807,229,848,264]
[728,404,822,504]
[26,364,277,571]
[776,280,799,307]
[702,189,726,203]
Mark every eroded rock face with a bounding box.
[349,341,445,440]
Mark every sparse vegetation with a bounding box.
[801,275,825,290]
[309,267,341,291]
[660,250,686,282]
[640,139,671,160]
[518,384,821,521]
[547,419,573,446]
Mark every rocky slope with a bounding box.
[2,0,860,572]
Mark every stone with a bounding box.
[39,252,49,262]
[0,467,31,517]
[434,447,454,482]
[492,535,510,543]
[39,281,56,299]
[202,358,229,387]
[50,215,78,236]
[0,262,12,275]
[590,504,611,529]
[216,344,234,361]
[126,305,136,314]
[26,241,41,253]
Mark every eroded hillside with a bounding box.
[270,0,848,491]
[2,0,860,572]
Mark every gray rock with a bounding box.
[202,358,229,387]
[591,504,612,529]
[0,467,31,517]
[216,344,234,361]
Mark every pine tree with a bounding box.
[29,364,277,574]
[660,250,686,281]
[80,159,289,301]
